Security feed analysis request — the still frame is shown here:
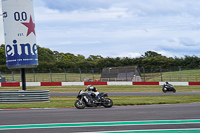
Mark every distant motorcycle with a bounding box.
[161,84,176,93]
[74,90,113,109]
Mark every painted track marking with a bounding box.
[0,119,200,130]
[80,128,200,133]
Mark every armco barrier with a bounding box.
[0,90,50,102]
[133,82,159,85]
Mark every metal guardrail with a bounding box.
[0,90,50,103]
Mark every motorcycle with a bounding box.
[161,84,176,93]
[74,90,113,109]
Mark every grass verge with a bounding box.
[0,95,200,109]
[1,85,200,92]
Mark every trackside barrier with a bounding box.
[108,82,132,85]
[1,82,20,87]
[159,82,189,86]
[41,82,62,86]
[1,82,200,87]
[84,82,107,85]
[189,82,200,85]
[26,82,41,86]
[62,82,84,86]
[133,82,159,85]
[0,90,50,103]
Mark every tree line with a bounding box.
[0,44,200,73]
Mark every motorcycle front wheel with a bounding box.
[75,100,86,109]
[173,88,176,93]
[102,98,113,108]
[162,88,167,93]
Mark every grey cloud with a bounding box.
[39,0,112,11]
[159,38,200,54]
[125,0,200,17]
[36,0,200,17]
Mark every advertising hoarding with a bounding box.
[2,0,38,69]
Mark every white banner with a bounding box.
[2,0,38,69]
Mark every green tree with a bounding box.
[0,44,6,65]
[38,46,56,62]
[143,51,161,57]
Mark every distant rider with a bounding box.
[164,81,171,88]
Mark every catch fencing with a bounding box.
[0,67,200,82]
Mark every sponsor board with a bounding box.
[2,0,38,69]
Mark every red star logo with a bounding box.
[21,15,36,36]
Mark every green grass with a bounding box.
[0,97,76,109]
[1,85,200,92]
[112,95,200,105]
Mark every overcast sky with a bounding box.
[1,0,200,58]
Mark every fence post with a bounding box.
[79,68,82,82]
[178,66,181,82]
[32,69,35,82]
[108,68,112,82]
[21,68,26,91]
[91,68,94,82]
[64,69,67,82]
[11,70,14,81]
[159,66,162,81]
[49,69,52,82]
[126,69,127,81]
[142,66,145,82]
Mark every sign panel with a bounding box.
[2,0,38,69]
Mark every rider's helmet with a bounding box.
[165,81,169,84]
[87,85,94,91]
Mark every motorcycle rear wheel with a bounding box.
[75,100,86,109]
[102,98,113,108]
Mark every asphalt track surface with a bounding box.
[50,91,200,96]
[1,103,200,133]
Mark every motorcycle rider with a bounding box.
[85,85,99,99]
[162,81,176,93]
[164,81,170,87]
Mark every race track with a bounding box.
[1,103,200,133]
[50,91,200,96]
